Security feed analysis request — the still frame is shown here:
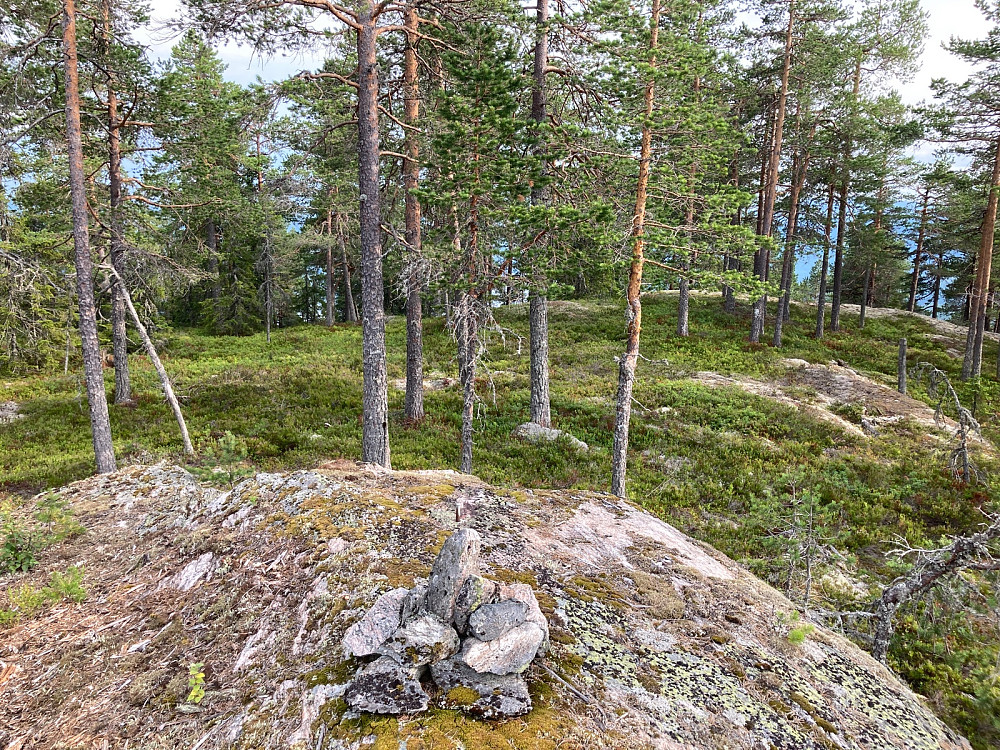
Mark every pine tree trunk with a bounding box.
[206,218,220,309]
[831,59,862,332]
[325,212,336,326]
[773,136,809,347]
[403,2,424,422]
[750,0,794,343]
[63,0,116,474]
[963,138,1000,381]
[339,214,358,323]
[932,253,942,319]
[102,0,131,405]
[357,8,390,467]
[528,0,552,428]
[859,266,870,329]
[815,184,835,339]
[907,190,930,313]
[612,0,660,499]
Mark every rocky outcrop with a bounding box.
[512,421,589,451]
[0,462,972,750]
[341,528,549,717]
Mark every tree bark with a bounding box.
[206,219,220,305]
[325,210,336,326]
[338,213,358,323]
[528,0,552,428]
[932,251,942,319]
[963,138,1000,380]
[612,0,660,498]
[750,0,794,343]
[101,0,131,405]
[773,131,810,347]
[907,189,930,313]
[897,338,907,394]
[403,1,424,422]
[357,8,390,467]
[831,59,862,332]
[859,266,870,329]
[63,0,116,474]
[815,184,835,339]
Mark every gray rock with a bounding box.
[342,588,409,658]
[378,614,460,666]
[500,582,550,657]
[400,582,428,624]
[344,656,429,714]
[468,600,527,641]
[431,656,531,719]
[452,575,500,634]
[512,422,588,452]
[460,622,547,675]
[424,528,481,621]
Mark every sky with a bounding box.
[141,0,988,96]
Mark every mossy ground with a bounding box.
[2,296,1000,746]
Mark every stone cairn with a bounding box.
[342,528,549,719]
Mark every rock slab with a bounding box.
[343,588,408,657]
[343,656,428,714]
[431,656,532,719]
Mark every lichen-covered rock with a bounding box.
[342,588,408,657]
[343,656,429,714]
[378,614,460,666]
[500,582,549,656]
[431,656,532,718]
[461,621,547,675]
[5,464,973,750]
[467,599,527,641]
[512,421,589,451]
[451,574,500,634]
[424,528,481,621]
[400,582,428,624]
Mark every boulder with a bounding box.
[451,574,500,634]
[378,614,460,666]
[431,656,531,719]
[460,621,547,675]
[467,599,527,642]
[343,656,429,715]
[342,588,409,658]
[424,528,481,621]
[500,582,549,656]
[512,422,588,452]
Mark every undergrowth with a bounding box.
[1,295,999,746]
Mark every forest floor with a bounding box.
[2,295,1000,746]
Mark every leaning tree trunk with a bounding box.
[102,0,131,405]
[528,0,552,428]
[907,189,930,313]
[63,0,115,474]
[611,0,660,499]
[403,1,424,422]
[356,8,390,467]
[111,269,194,456]
[963,138,1000,380]
[750,0,794,343]
[815,184,835,339]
